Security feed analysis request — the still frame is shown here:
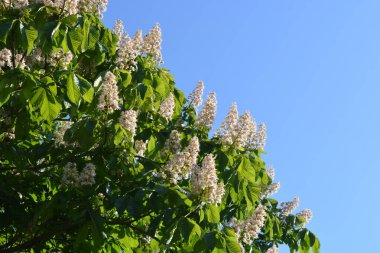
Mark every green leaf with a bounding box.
[154,75,170,99]
[90,212,105,249]
[30,86,61,121]
[23,27,38,55]
[180,218,202,244]
[206,205,220,224]
[68,28,84,53]
[237,156,256,183]
[76,74,94,103]
[0,75,13,107]
[225,228,241,253]
[309,232,320,253]
[119,235,139,249]
[0,20,15,43]
[66,73,94,104]
[66,72,81,104]
[119,70,132,88]
[51,22,69,51]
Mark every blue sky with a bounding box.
[104,1,380,252]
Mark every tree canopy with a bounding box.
[0,1,320,252]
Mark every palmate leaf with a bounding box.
[30,86,61,121]
[180,218,202,244]
[66,72,94,104]
[0,20,15,44]
[68,27,84,53]
[225,228,241,253]
[22,27,38,55]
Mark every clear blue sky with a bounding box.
[104,1,380,252]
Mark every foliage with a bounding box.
[0,2,320,253]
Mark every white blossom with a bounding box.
[187,80,204,108]
[77,163,96,186]
[98,71,120,113]
[116,31,138,71]
[235,111,256,147]
[215,102,239,145]
[62,162,79,185]
[142,23,162,64]
[163,136,199,183]
[42,0,79,16]
[261,182,280,198]
[28,48,44,68]
[132,30,143,53]
[15,54,26,70]
[119,110,137,138]
[195,92,217,131]
[159,93,175,121]
[3,0,29,9]
[78,0,108,18]
[266,166,275,181]
[135,140,147,156]
[241,204,267,244]
[112,19,124,39]
[297,209,313,224]
[49,49,73,69]
[62,162,96,187]
[162,130,182,156]
[256,123,267,149]
[191,154,224,204]
[281,197,299,216]
[0,48,12,68]
[266,245,279,253]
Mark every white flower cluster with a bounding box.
[62,162,96,187]
[297,209,313,224]
[233,204,267,245]
[30,0,108,17]
[280,197,299,216]
[158,93,175,121]
[161,130,181,157]
[2,0,29,9]
[0,49,12,68]
[256,123,267,149]
[29,48,43,65]
[187,80,204,108]
[134,139,147,156]
[77,163,96,186]
[142,23,162,64]
[78,0,108,18]
[41,0,79,16]
[163,136,199,184]
[15,54,26,69]
[49,49,73,70]
[261,182,280,198]
[215,102,267,149]
[119,109,138,139]
[266,245,279,253]
[0,48,25,70]
[195,92,217,131]
[54,121,72,146]
[266,166,275,181]
[114,21,141,71]
[97,71,120,113]
[113,21,162,71]
[112,20,124,40]
[191,154,225,204]
[3,0,108,17]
